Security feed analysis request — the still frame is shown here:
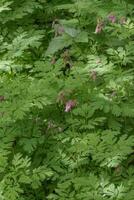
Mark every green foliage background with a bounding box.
[0,0,134,199]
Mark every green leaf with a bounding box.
[75,31,88,43]
[45,35,72,55]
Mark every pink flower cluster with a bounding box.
[95,21,104,34]
[108,14,116,23]
[95,14,126,34]
[65,100,76,112]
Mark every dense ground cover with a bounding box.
[0,0,134,199]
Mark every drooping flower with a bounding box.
[65,100,76,112]
[95,21,104,34]
[108,14,116,23]
[51,57,56,65]
[120,17,126,25]
[54,24,64,36]
[57,91,66,104]
[52,19,65,37]
[90,71,97,81]
[0,96,5,102]
[96,59,101,64]
[57,25,64,35]
[47,121,56,130]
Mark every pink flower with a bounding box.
[108,14,116,23]
[65,100,76,112]
[95,22,104,34]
